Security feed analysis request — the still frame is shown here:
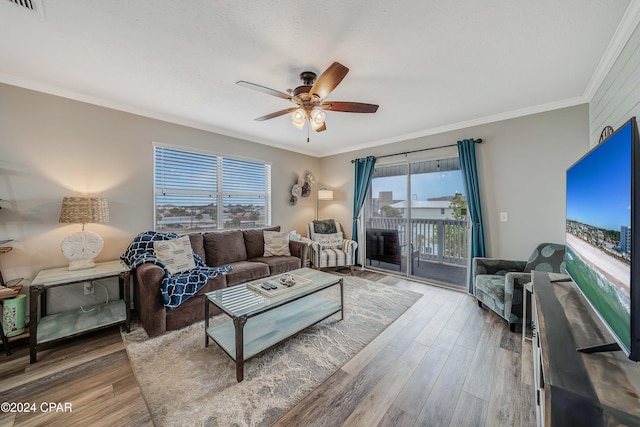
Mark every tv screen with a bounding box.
[565,117,639,361]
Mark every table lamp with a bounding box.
[59,197,109,270]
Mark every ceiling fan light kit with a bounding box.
[291,108,306,129]
[309,108,326,131]
[237,62,378,138]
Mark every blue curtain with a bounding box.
[457,139,486,293]
[352,156,376,259]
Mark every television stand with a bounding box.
[531,271,640,426]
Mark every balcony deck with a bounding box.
[366,257,467,289]
[365,217,469,289]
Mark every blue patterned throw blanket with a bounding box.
[121,231,232,310]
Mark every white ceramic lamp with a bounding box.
[59,197,109,270]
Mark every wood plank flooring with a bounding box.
[0,269,534,426]
[275,270,536,427]
[0,328,152,426]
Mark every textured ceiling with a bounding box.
[0,1,634,157]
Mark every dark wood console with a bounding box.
[532,271,640,426]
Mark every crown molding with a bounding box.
[320,96,588,158]
[0,73,320,157]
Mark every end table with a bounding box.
[29,260,131,363]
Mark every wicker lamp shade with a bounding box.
[59,197,109,224]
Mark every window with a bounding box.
[154,146,271,233]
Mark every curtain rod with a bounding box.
[350,138,483,163]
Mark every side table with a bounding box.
[0,285,27,355]
[0,245,26,356]
[29,260,131,363]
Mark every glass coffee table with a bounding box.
[204,267,343,382]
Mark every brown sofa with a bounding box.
[133,227,308,337]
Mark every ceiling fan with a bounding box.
[236,62,379,135]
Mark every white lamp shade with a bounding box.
[310,108,326,131]
[291,108,306,130]
[318,189,334,200]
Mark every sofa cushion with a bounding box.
[316,248,350,268]
[475,274,506,303]
[263,231,291,256]
[188,233,206,262]
[153,236,196,275]
[250,256,301,276]
[224,261,270,286]
[204,230,247,267]
[165,274,227,332]
[243,226,281,259]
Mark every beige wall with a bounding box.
[0,83,319,312]
[319,104,590,261]
[0,81,591,313]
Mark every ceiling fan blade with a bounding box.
[255,108,295,121]
[310,62,349,100]
[321,102,379,113]
[315,122,327,132]
[236,81,292,100]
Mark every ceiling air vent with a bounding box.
[6,0,45,16]
[7,0,34,10]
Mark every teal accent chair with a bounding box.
[472,243,565,331]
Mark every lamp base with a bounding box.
[60,230,104,271]
[67,259,97,271]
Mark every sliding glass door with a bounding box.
[364,157,468,288]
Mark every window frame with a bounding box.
[153,143,272,232]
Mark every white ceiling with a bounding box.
[0,1,636,157]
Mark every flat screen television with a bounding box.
[565,117,640,361]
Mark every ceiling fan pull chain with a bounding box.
[307,124,310,143]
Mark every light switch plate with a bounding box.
[500,212,508,222]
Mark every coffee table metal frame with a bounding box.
[204,268,343,382]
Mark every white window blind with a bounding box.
[154,146,271,232]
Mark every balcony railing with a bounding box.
[367,217,468,265]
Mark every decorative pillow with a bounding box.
[315,232,343,249]
[289,231,301,241]
[313,219,337,234]
[154,235,196,275]
[263,231,291,256]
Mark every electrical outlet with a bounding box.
[84,282,94,295]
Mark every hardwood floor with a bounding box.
[275,269,536,427]
[0,328,152,426]
[0,270,534,426]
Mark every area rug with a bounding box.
[122,275,421,427]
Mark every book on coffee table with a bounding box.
[247,274,312,297]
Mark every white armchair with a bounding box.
[306,220,358,275]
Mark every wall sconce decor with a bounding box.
[290,172,315,205]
